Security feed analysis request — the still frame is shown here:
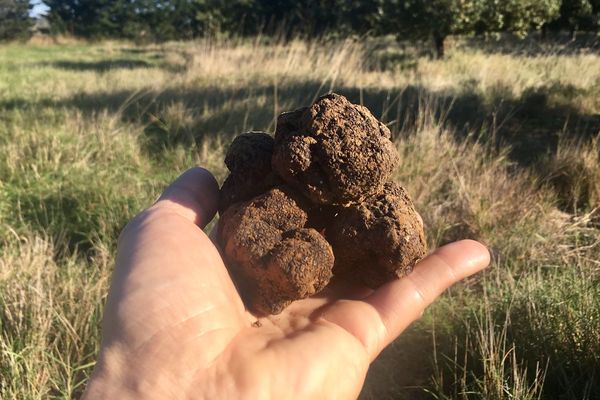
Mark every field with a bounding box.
[0,36,599,399]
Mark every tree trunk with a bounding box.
[570,25,577,41]
[541,24,547,40]
[433,32,445,59]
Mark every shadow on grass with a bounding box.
[119,47,160,55]
[47,59,154,72]
[462,32,600,57]
[6,187,143,260]
[1,81,598,166]
[9,192,98,258]
[360,324,434,400]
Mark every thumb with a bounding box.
[155,167,219,229]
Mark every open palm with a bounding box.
[83,168,490,400]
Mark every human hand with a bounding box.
[82,167,490,400]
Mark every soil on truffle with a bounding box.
[219,186,334,315]
[272,93,400,205]
[219,132,282,214]
[327,182,427,288]
[217,94,426,315]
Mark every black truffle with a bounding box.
[327,182,427,287]
[219,186,334,315]
[219,132,282,214]
[272,93,400,205]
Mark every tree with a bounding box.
[550,0,598,38]
[46,0,203,41]
[41,0,593,44]
[499,0,562,37]
[382,0,486,58]
[197,0,384,39]
[593,0,600,30]
[45,0,123,37]
[0,0,32,41]
[335,0,385,35]
[476,0,562,39]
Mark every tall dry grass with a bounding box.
[539,135,600,211]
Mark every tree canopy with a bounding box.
[0,0,32,41]
[550,0,600,37]
[23,0,600,56]
[381,0,487,57]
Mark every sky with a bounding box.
[30,1,49,18]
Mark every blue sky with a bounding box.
[31,1,49,17]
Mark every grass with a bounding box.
[0,36,599,399]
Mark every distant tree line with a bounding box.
[0,0,32,40]
[1,0,599,56]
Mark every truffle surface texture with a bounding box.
[219,132,281,214]
[327,182,427,287]
[272,93,399,205]
[219,186,334,315]
[217,94,427,315]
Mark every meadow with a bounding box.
[0,35,599,399]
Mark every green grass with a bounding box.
[0,36,599,399]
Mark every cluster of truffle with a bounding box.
[218,93,427,315]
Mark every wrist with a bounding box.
[82,345,185,400]
[82,347,139,399]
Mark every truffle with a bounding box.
[219,132,282,214]
[272,93,400,205]
[327,182,427,288]
[219,186,334,315]
[217,93,427,316]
